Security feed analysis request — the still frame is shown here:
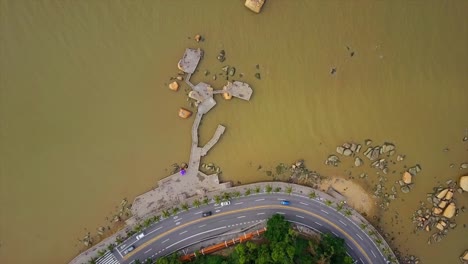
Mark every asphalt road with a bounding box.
[108,193,391,264]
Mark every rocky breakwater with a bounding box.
[412,178,466,244]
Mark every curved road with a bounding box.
[109,193,391,264]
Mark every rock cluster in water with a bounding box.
[412,180,464,244]
[324,139,426,211]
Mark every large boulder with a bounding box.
[402,172,412,184]
[442,203,456,218]
[245,0,265,13]
[169,81,179,91]
[436,188,449,199]
[460,175,468,192]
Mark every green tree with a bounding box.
[202,197,209,205]
[325,200,333,206]
[286,186,293,195]
[255,186,261,193]
[162,210,170,218]
[181,203,189,211]
[244,188,252,196]
[172,207,180,215]
[308,191,316,199]
[336,202,344,212]
[265,185,273,194]
[344,209,352,217]
[274,187,281,192]
[233,191,241,198]
[222,192,231,201]
[134,260,141,264]
[265,214,291,243]
[144,218,152,227]
[192,199,201,208]
[152,215,161,223]
[214,195,222,204]
[107,243,115,252]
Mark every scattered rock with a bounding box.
[354,157,363,167]
[442,203,456,218]
[401,185,410,193]
[381,142,395,153]
[176,76,183,81]
[463,136,468,142]
[325,155,340,167]
[336,146,345,155]
[343,148,352,156]
[397,155,405,162]
[255,73,261,79]
[365,139,372,146]
[169,81,179,91]
[217,50,226,62]
[194,34,202,42]
[436,189,449,199]
[433,207,443,215]
[460,175,468,192]
[461,163,468,169]
[402,172,412,184]
[228,67,236,76]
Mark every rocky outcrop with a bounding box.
[460,175,468,192]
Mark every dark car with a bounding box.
[123,245,135,255]
[281,200,290,205]
[202,211,212,217]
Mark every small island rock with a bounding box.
[178,108,192,119]
[169,81,179,91]
[244,0,265,13]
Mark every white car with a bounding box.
[220,201,231,206]
[136,233,145,240]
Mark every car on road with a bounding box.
[136,232,145,240]
[220,201,231,206]
[202,211,212,217]
[123,245,135,255]
[281,200,290,205]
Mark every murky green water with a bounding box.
[1,1,467,263]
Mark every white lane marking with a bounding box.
[296,215,304,219]
[320,209,329,214]
[371,250,376,258]
[175,222,180,225]
[257,212,265,215]
[165,226,227,250]
[194,211,202,215]
[277,198,285,200]
[234,202,243,205]
[147,226,163,236]
[237,216,246,219]
[339,220,347,226]
[300,202,309,205]
[346,243,354,250]
[255,198,265,201]
[276,212,285,215]
[215,210,221,213]
[179,230,187,235]
[162,239,169,244]
[198,224,206,228]
[174,218,182,222]
[173,216,178,219]
[332,231,338,236]
[144,248,152,254]
[314,221,322,226]
[356,233,363,241]
[359,258,364,263]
